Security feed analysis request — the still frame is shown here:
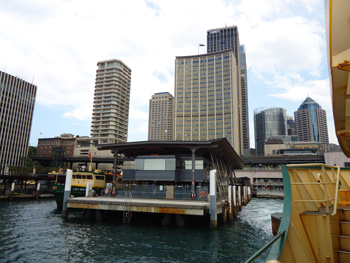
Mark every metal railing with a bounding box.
[244,230,286,263]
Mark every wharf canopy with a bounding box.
[98,138,244,195]
[98,138,243,166]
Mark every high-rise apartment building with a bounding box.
[0,71,37,173]
[254,107,288,155]
[294,97,329,152]
[174,50,242,155]
[90,59,131,144]
[207,26,249,155]
[148,92,174,141]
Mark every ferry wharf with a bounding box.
[65,138,251,227]
[0,174,62,200]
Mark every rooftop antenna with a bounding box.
[32,74,35,84]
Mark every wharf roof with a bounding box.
[98,138,244,169]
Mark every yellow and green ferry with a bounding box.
[52,170,108,209]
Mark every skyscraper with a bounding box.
[207,26,249,155]
[174,50,242,155]
[148,92,174,141]
[90,59,131,144]
[254,107,288,155]
[240,45,250,155]
[294,97,329,152]
[0,71,37,173]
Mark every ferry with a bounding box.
[52,170,109,209]
[247,0,350,262]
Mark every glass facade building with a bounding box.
[0,71,37,173]
[294,97,329,152]
[174,50,241,155]
[148,92,174,141]
[254,107,287,155]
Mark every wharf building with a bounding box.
[0,71,37,174]
[254,107,288,156]
[174,50,242,155]
[294,97,329,152]
[207,26,249,155]
[148,92,174,141]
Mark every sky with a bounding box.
[0,0,336,148]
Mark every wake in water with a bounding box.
[238,198,284,235]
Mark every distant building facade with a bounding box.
[286,116,296,135]
[174,50,242,155]
[90,59,131,144]
[294,97,329,152]
[0,71,36,173]
[148,92,174,141]
[254,107,288,156]
[37,134,75,167]
[207,26,249,155]
[37,134,75,158]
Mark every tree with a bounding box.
[28,146,37,157]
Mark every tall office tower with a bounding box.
[240,45,250,155]
[254,107,288,156]
[174,50,242,155]
[148,92,174,141]
[294,97,329,152]
[90,59,131,144]
[0,71,37,173]
[207,26,249,155]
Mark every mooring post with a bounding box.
[36,183,41,199]
[62,169,73,219]
[243,186,248,205]
[10,182,15,201]
[209,169,217,227]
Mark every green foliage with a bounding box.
[28,146,37,157]
[8,156,54,175]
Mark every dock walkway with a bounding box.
[67,196,220,216]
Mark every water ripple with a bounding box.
[0,198,282,263]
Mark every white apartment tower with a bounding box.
[90,59,131,144]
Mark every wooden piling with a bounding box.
[228,185,234,222]
[238,186,242,211]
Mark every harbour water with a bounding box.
[0,198,283,263]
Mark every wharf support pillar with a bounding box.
[209,169,217,228]
[62,169,73,219]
